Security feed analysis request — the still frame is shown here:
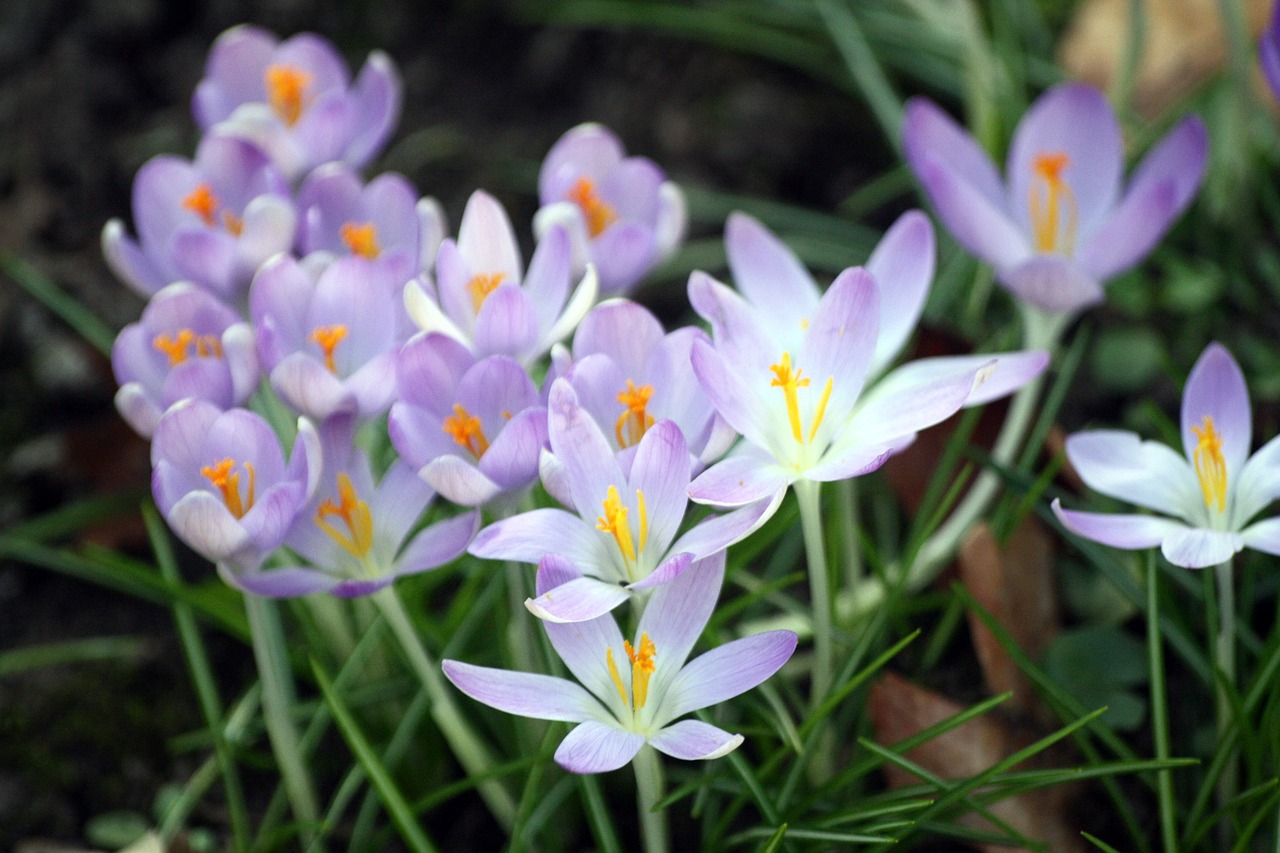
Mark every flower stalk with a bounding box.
[633,745,669,853]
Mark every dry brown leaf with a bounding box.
[1059,0,1274,116]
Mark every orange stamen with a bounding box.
[182,183,219,227]
[1028,151,1078,254]
[467,273,506,314]
[265,64,311,126]
[310,325,348,374]
[624,633,657,710]
[1192,415,1228,513]
[442,404,490,460]
[340,221,381,259]
[200,457,256,519]
[153,330,222,366]
[315,473,374,559]
[614,380,655,448]
[567,177,618,238]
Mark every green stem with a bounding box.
[1214,560,1238,826]
[836,477,862,592]
[244,594,322,849]
[795,479,833,708]
[633,745,669,853]
[1146,554,1177,853]
[371,587,517,829]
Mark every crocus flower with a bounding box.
[151,399,320,572]
[687,221,1048,513]
[404,190,597,365]
[533,123,687,295]
[470,379,775,623]
[904,82,1207,315]
[388,332,548,509]
[444,551,797,773]
[1053,343,1280,568]
[229,418,479,598]
[250,254,407,421]
[112,283,259,438]
[548,298,735,468]
[295,163,440,283]
[193,25,401,180]
[102,134,295,301]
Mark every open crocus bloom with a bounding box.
[904,82,1206,315]
[112,283,258,438]
[193,25,401,179]
[405,190,598,366]
[534,123,686,295]
[102,133,295,302]
[1054,343,1280,568]
[444,552,797,773]
[151,399,320,572]
[470,379,776,623]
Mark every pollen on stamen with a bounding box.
[1028,151,1078,255]
[625,633,657,711]
[467,273,506,314]
[340,221,381,259]
[770,352,811,444]
[182,184,219,227]
[200,457,255,519]
[566,177,618,238]
[614,380,655,448]
[315,472,375,559]
[597,485,637,568]
[265,63,312,126]
[1192,415,1228,513]
[310,324,349,374]
[153,329,196,366]
[442,404,490,460]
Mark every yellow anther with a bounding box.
[809,376,833,444]
[771,352,828,445]
[606,647,629,708]
[182,183,219,226]
[310,324,348,374]
[1192,415,1228,513]
[467,272,506,314]
[153,329,222,366]
[615,380,655,448]
[1028,151,1078,254]
[625,633,657,711]
[201,457,256,519]
[597,485,637,567]
[265,63,311,126]
[442,403,490,460]
[315,473,375,559]
[340,221,381,259]
[567,176,618,238]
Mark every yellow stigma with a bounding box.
[567,176,618,238]
[201,458,256,519]
[769,352,833,445]
[467,272,506,314]
[153,329,223,366]
[315,473,374,559]
[182,183,219,226]
[310,324,348,374]
[1192,415,1228,513]
[340,221,381,259]
[596,485,648,576]
[605,633,658,713]
[1028,151,1078,254]
[615,380,655,448]
[442,403,490,460]
[265,63,311,126]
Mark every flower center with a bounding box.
[566,176,618,239]
[181,183,243,235]
[340,221,381,259]
[152,329,223,366]
[1028,151,1078,255]
[606,632,657,713]
[596,484,648,580]
[265,63,311,126]
[315,472,374,559]
[467,273,506,314]
[442,403,490,460]
[310,324,348,374]
[1192,414,1228,513]
[769,352,833,445]
[201,457,256,519]
[615,380,655,449]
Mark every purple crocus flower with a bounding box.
[151,399,320,572]
[470,379,776,623]
[388,332,547,509]
[112,282,258,438]
[404,190,597,365]
[534,123,687,295]
[1053,343,1280,568]
[904,82,1207,315]
[102,133,296,301]
[250,254,407,421]
[295,163,439,284]
[549,298,735,468]
[230,418,479,598]
[193,25,401,180]
[687,219,1048,513]
[444,551,797,773]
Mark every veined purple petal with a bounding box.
[150,398,222,473]
[669,493,780,558]
[592,222,657,295]
[843,357,984,448]
[269,353,355,421]
[457,190,522,284]
[468,507,606,568]
[1233,434,1280,525]
[573,299,665,378]
[724,212,819,335]
[346,50,402,167]
[1052,499,1185,550]
[627,420,690,555]
[538,555,632,707]
[115,385,163,438]
[688,449,790,509]
[902,97,1008,214]
[1181,343,1251,476]
[636,552,725,703]
[806,440,900,483]
[626,551,693,590]
[649,720,743,761]
[866,210,934,373]
[539,123,625,204]
[227,565,340,598]
[526,576,631,623]
[799,267,879,432]
[172,230,238,298]
[397,511,479,575]
[689,337,774,453]
[102,220,166,296]
[523,225,572,334]
[420,456,503,507]
[910,153,1030,271]
[548,379,629,522]
[554,721,645,774]
[1161,527,1243,569]
[473,285,539,361]
[443,660,601,723]
[1064,430,1200,520]
[1242,517,1280,556]
[477,406,548,492]
[657,630,797,721]
[164,491,254,563]
[998,255,1103,315]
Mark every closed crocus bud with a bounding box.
[193,24,402,180]
[102,133,296,303]
[534,123,687,296]
[112,283,258,438]
[150,399,321,572]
